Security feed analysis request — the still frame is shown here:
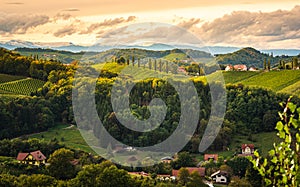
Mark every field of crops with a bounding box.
[0,73,26,84]
[238,70,300,92]
[0,78,45,96]
[222,71,260,84]
[279,80,300,96]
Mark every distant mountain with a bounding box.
[261,49,300,57]
[14,47,213,64]
[1,40,299,56]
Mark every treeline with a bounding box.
[0,48,67,80]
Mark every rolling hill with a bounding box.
[207,70,300,96]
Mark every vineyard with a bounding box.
[0,78,45,96]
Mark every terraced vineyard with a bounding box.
[0,78,45,96]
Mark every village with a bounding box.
[15,143,256,186]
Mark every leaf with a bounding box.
[269,150,275,156]
[288,102,296,113]
[276,121,284,131]
[271,157,278,164]
[254,151,259,157]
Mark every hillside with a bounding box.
[216,47,279,68]
[15,47,213,64]
[209,70,300,96]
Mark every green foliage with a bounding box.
[47,148,76,179]
[250,98,300,186]
[171,152,195,169]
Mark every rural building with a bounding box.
[172,167,206,177]
[233,64,247,71]
[16,150,46,166]
[204,154,218,162]
[241,144,255,155]
[249,66,258,71]
[211,170,228,184]
[160,156,174,163]
[225,65,233,71]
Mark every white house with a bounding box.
[211,170,228,184]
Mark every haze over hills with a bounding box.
[1,40,300,56]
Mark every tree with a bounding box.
[250,98,300,186]
[292,57,298,69]
[117,57,125,64]
[132,56,135,66]
[69,161,114,187]
[268,58,271,70]
[264,58,267,70]
[187,171,207,187]
[47,148,76,179]
[18,174,57,187]
[97,165,135,187]
[172,152,194,169]
[178,167,189,186]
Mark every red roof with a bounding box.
[172,167,206,177]
[233,64,247,70]
[16,150,46,161]
[204,154,218,161]
[30,150,46,161]
[16,153,29,161]
[242,144,254,149]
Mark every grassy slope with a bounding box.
[0,73,26,84]
[207,70,300,96]
[238,70,300,92]
[29,124,95,154]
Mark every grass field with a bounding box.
[0,73,26,84]
[29,124,95,154]
[0,77,45,96]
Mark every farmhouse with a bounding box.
[204,154,218,162]
[238,144,255,157]
[233,64,247,71]
[249,66,258,71]
[16,150,46,166]
[225,65,233,71]
[211,170,228,184]
[160,156,174,163]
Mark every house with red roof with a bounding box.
[172,167,206,177]
[16,150,46,166]
[239,144,255,156]
[204,154,218,162]
[233,64,247,71]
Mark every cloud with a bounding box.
[177,18,201,30]
[96,23,202,46]
[80,16,136,34]
[53,25,77,37]
[193,5,300,47]
[53,13,73,21]
[0,12,49,34]
[6,2,23,5]
[63,8,80,12]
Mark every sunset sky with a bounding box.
[0,0,300,49]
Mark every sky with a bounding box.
[0,0,300,49]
